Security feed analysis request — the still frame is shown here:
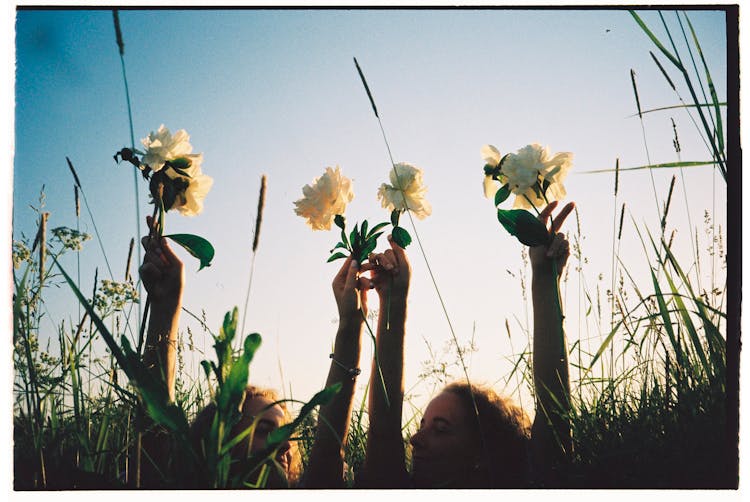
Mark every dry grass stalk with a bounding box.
[252,175,267,253]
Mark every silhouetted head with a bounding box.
[409,382,531,488]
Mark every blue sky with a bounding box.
[9,5,730,431]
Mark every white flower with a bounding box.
[141,125,212,216]
[153,153,213,216]
[481,144,502,199]
[377,162,432,220]
[167,154,214,216]
[502,143,573,209]
[294,166,354,230]
[141,125,195,172]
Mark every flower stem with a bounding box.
[137,193,163,356]
[359,304,390,408]
[359,63,470,405]
[523,194,542,216]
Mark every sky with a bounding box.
[6,1,736,487]
[3,1,745,501]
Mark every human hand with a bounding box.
[332,255,368,324]
[529,201,574,278]
[139,216,184,308]
[360,235,411,301]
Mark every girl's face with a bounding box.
[233,395,293,484]
[409,391,478,488]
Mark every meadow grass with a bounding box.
[12,8,733,490]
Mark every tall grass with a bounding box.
[13,8,732,490]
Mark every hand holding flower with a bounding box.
[332,255,369,326]
[529,201,575,278]
[140,216,184,310]
[359,235,411,302]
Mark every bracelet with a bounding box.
[329,353,361,380]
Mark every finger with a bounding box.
[158,238,181,266]
[358,276,375,290]
[344,257,360,291]
[547,233,568,257]
[537,201,559,226]
[387,234,407,267]
[359,262,377,273]
[333,255,354,284]
[360,289,369,316]
[143,251,163,266]
[139,262,162,283]
[551,201,576,233]
[380,249,398,273]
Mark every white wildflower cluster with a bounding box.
[94,280,139,314]
[51,226,92,251]
[12,240,31,270]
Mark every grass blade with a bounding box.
[684,12,724,155]
[630,10,682,68]
[582,160,718,174]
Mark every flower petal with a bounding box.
[481,144,501,167]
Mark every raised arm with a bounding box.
[357,235,411,488]
[139,216,184,402]
[303,255,366,488]
[137,216,184,487]
[529,201,574,487]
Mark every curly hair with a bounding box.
[442,381,531,488]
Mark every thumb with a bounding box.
[345,258,360,290]
[159,237,181,265]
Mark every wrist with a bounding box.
[337,313,364,331]
[378,289,408,304]
[150,296,182,317]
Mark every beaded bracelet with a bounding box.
[329,353,361,380]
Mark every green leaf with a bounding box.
[330,241,348,252]
[368,231,384,244]
[391,226,412,248]
[359,239,378,263]
[327,252,348,263]
[390,209,400,227]
[217,332,262,415]
[200,360,213,382]
[340,227,349,248]
[361,220,369,238]
[334,214,346,230]
[170,166,191,178]
[494,184,511,206]
[496,209,549,247]
[349,223,359,249]
[266,383,341,447]
[165,233,215,271]
[169,157,192,171]
[367,221,389,239]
